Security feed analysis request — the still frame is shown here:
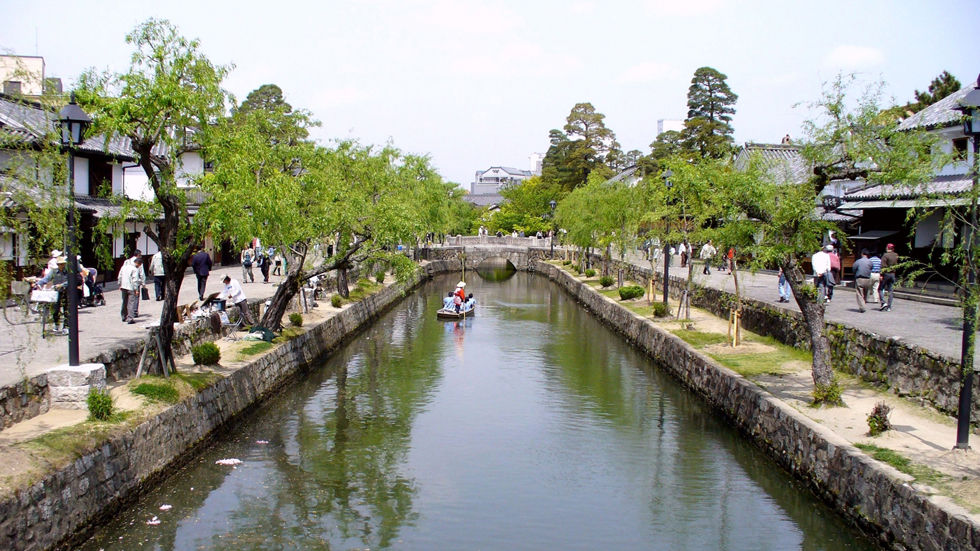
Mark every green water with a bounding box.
[79,272,875,550]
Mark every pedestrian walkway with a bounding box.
[619,249,976,365]
[0,265,284,388]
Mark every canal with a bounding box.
[80,272,874,550]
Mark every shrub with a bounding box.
[585,268,596,277]
[191,342,221,366]
[651,302,669,318]
[599,275,614,288]
[867,401,892,436]
[812,375,844,406]
[375,270,386,284]
[618,285,645,300]
[87,390,114,421]
[562,259,572,265]
[331,294,343,308]
[289,312,303,327]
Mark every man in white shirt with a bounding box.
[220,275,254,325]
[811,244,834,303]
[118,257,144,323]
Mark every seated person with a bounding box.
[443,292,454,309]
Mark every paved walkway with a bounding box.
[0,265,285,388]
[612,249,976,365]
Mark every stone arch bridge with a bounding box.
[417,236,555,272]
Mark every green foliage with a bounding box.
[488,176,563,234]
[191,342,221,366]
[674,329,727,347]
[562,259,572,265]
[682,67,738,159]
[375,270,386,284]
[618,285,645,300]
[289,312,303,327]
[854,444,949,486]
[131,382,180,404]
[238,341,273,359]
[541,103,620,191]
[174,372,221,391]
[812,375,844,406]
[867,401,893,436]
[86,390,114,421]
[585,268,596,277]
[331,294,343,308]
[599,275,614,287]
[651,302,669,318]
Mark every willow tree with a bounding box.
[723,75,943,402]
[77,18,231,365]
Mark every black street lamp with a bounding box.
[952,74,980,450]
[58,93,91,367]
[662,170,673,307]
[549,199,557,258]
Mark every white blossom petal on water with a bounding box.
[215,458,243,466]
[146,516,161,526]
[256,440,269,445]
[159,504,172,511]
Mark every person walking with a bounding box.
[123,250,146,317]
[852,250,873,313]
[699,240,717,274]
[150,250,165,301]
[879,243,899,311]
[258,249,271,283]
[191,247,212,301]
[678,242,687,268]
[118,257,143,323]
[869,250,882,304]
[273,250,283,276]
[812,244,833,303]
[220,275,254,326]
[241,245,255,283]
[777,266,792,303]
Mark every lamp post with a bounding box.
[952,74,980,449]
[662,170,673,307]
[58,93,91,367]
[549,199,557,258]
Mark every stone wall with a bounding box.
[0,375,48,430]
[585,254,980,422]
[0,263,450,551]
[535,260,979,551]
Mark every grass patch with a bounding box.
[705,333,812,377]
[674,330,729,348]
[273,327,303,344]
[23,411,136,463]
[854,443,949,486]
[348,278,382,301]
[175,371,222,391]
[239,341,273,357]
[131,382,180,404]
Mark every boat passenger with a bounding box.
[453,293,463,312]
[443,292,454,309]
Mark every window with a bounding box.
[953,137,969,160]
[3,80,22,95]
[88,160,113,197]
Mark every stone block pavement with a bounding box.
[0,265,285,388]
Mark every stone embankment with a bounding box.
[534,260,978,551]
[0,260,453,551]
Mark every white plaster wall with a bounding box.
[176,151,204,187]
[0,55,44,96]
[72,156,89,196]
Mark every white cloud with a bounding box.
[822,45,885,70]
[570,1,596,15]
[315,86,362,108]
[617,61,676,84]
[644,0,726,17]
[413,0,524,34]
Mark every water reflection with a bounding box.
[80,273,873,550]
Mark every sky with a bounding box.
[2,0,979,188]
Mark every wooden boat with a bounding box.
[437,303,476,320]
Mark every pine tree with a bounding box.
[682,67,738,159]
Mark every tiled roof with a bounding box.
[843,174,973,200]
[0,94,134,159]
[897,85,972,131]
[735,143,811,184]
[464,193,503,207]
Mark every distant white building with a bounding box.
[0,55,61,97]
[470,166,534,195]
[529,152,544,176]
[657,119,684,136]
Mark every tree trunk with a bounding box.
[260,268,303,330]
[730,259,743,343]
[783,260,834,390]
[603,244,610,277]
[155,247,192,374]
[337,266,350,298]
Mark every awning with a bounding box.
[850,230,899,241]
